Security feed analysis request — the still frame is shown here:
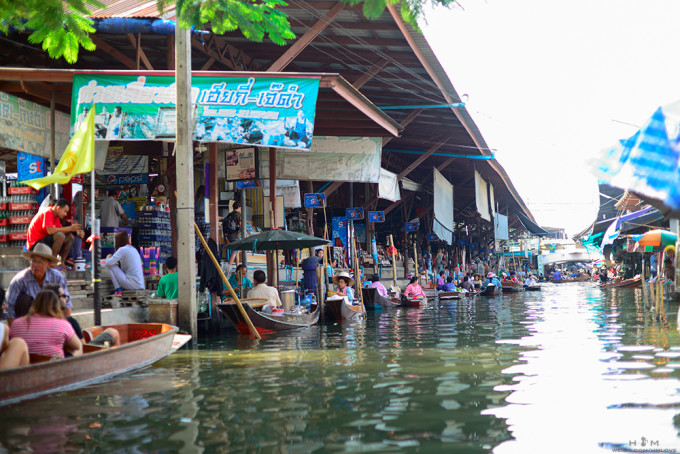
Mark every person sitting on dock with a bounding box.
[247,270,282,309]
[3,244,71,322]
[9,290,82,359]
[0,320,29,369]
[26,198,81,267]
[368,274,388,297]
[104,231,145,295]
[403,276,426,299]
[156,257,178,299]
[227,264,252,298]
[333,271,355,301]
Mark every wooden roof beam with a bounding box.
[397,139,447,180]
[126,33,154,70]
[268,2,346,72]
[91,36,137,70]
[351,58,390,89]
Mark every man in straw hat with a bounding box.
[332,271,355,301]
[2,243,71,322]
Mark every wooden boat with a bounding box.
[551,275,590,283]
[361,288,401,310]
[599,277,642,289]
[478,284,502,296]
[400,295,427,307]
[324,296,364,322]
[423,287,437,298]
[524,285,542,291]
[218,298,320,334]
[436,289,465,300]
[501,281,524,293]
[0,323,188,407]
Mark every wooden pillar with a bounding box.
[208,144,219,244]
[267,148,278,287]
[306,181,314,236]
[175,23,197,339]
[401,202,409,276]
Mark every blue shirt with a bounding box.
[4,267,71,319]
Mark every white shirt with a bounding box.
[105,245,145,289]
[248,283,282,307]
[100,196,124,228]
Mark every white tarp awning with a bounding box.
[494,213,509,240]
[432,168,454,245]
[475,170,491,221]
[378,167,400,202]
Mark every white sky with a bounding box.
[422,0,680,235]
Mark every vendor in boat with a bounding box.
[3,243,71,322]
[461,276,474,292]
[156,256,179,299]
[9,290,82,359]
[247,270,282,309]
[436,271,446,288]
[551,269,563,282]
[104,231,145,295]
[404,276,426,299]
[368,274,388,297]
[472,273,483,288]
[440,276,458,292]
[524,273,538,287]
[482,272,502,290]
[301,249,324,294]
[333,271,355,301]
[0,320,29,369]
[227,264,252,298]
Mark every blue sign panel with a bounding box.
[332,216,348,247]
[304,193,325,208]
[103,173,149,185]
[458,239,468,247]
[236,179,261,189]
[368,211,385,223]
[405,222,419,232]
[345,207,364,220]
[17,152,45,181]
[427,233,438,242]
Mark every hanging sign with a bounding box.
[17,152,45,181]
[346,207,364,220]
[71,73,321,151]
[405,222,419,232]
[427,233,438,242]
[304,193,325,208]
[236,180,261,189]
[225,147,258,181]
[368,211,385,223]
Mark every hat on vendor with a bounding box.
[419,270,427,275]
[487,272,496,278]
[22,243,60,265]
[333,271,355,286]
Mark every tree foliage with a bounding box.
[1,0,459,64]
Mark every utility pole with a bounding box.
[175,21,197,339]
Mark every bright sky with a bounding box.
[422,0,680,236]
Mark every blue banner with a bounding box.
[332,216,349,248]
[346,207,364,220]
[236,180,261,189]
[17,152,45,181]
[72,73,321,151]
[368,211,385,223]
[304,193,325,208]
[427,233,438,241]
[405,222,419,232]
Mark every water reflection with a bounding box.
[3,283,680,452]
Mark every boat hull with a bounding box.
[0,323,180,407]
[599,277,642,289]
[400,296,427,307]
[479,285,502,296]
[324,298,364,322]
[218,302,320,334]
[437,291,464,300]
[361,288,401,310]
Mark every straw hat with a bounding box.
[333,271,354,286]
[22,243,60,265]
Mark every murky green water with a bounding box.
[2,283,680,453]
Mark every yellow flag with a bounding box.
[23,106,96,190]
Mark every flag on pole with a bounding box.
[23,106,95,190]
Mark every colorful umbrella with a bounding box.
[633,229,677,250]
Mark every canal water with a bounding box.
[2,283,680,453]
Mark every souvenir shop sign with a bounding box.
[0,91,71,159]
[368,211,385,223]
[71,73,320,151]
[304,193,325,208]
[346,207,364,220]
[17,152,45,181]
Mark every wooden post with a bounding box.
[389,234,397,289]
[50,90,56,200]
[175,23,197,339]
[268,148,278,288]
[413,242,419,275]
[194,223,261,339]
[208,144,219,245]
[354,239,365,315]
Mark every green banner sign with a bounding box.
[71,73,321,150]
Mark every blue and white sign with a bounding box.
[17,152,45,181]
[346,207,364,220]
[102,173,149,185]
[427,233,438,242]
[368,211,384,223]
[304,193,325,208]
[237,180,261,189]
[405,222,419,232]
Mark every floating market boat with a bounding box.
[501,281,524,293]
[361,288,401,310]
[324,296,364,322]
[218,298,320,334]
[478,284,502,296]
[599,277,642,289]
[0,323,189,407]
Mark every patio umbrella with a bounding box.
[591,102,680,210]
[225,229,330,252]
[633,229,677,250]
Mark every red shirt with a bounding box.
[27,209,60,250]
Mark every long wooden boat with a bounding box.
[0,323,188,407]
[437,290,465,300]
[551,275,590,283]
[479,284,502,296]
[361,288,401,310]
[501,281,524,293]
[324,297,364,322]
[400,295,428,307]
[423,288,437,298]
[218,298,320,334]
[524,285,542,291]
[599,277,642,289]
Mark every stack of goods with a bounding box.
[137,207,171,264]
[140,246,160,276]
[2,182,39,248]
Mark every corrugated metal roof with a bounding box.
[90,0,173,18]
